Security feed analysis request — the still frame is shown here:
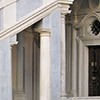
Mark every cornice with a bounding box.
[0,0,74,41]
[58,0,74,15]
[57,0,74,4]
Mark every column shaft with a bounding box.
[40,29,51,100]
[61,14,67,97]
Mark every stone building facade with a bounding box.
[1,0,100,100]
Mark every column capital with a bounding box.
[57,0,72,18]
[34,28,51,37]
[59,3,71,17]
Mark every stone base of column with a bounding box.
[61,96,68,100]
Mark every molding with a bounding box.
[89,0,100,10]
[75,12,100,29]
[79,36,100,46]
[0,0,17,9]
[60,4,71,15]
[0,0,74,41]
[76,24,100,97]
[10,35,18,46]
[34,28,51,33]
[58,0,74,4]
[34,28,51,37]
[74,12,100,38]
[69,8,100,98]
[68,97,100,100]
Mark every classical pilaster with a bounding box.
[66,22,73,97]
[0,50,8,100]
[60,4,71,99]
[61,12,67,98]
[0,35,18,100]
[10,35,18,100]
[35,28,51,100]
[71,27,77,97]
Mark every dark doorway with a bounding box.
[89,46,100,96]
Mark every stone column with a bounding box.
[35,28,51,100]
[40,28,51,100]
[60,5,71,99]
[71,28,77,97]
[61,12,67,98]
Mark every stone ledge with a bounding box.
[67,97,100,100]
[14,93,28,100]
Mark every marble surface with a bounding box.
[0,10,3,31]
[0,38,12,100]
[17,0,42,20]
[50,8,61,100]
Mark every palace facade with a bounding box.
[0,0,100,100]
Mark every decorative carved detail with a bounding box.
[79,0,90,11]
[34,28,51,36]
[89,0,100,10]
[91,20,100,35]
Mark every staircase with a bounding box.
[0,0,73,41]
